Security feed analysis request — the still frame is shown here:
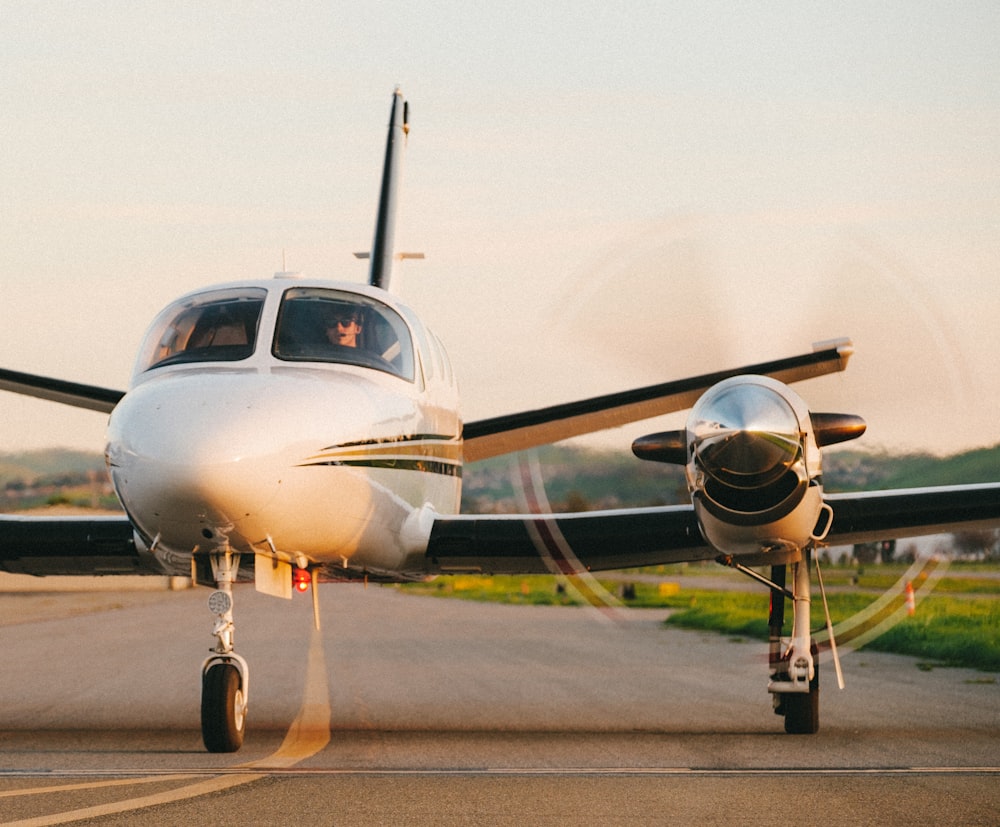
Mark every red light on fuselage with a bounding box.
[293,567,311,593]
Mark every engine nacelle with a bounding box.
[633,375,865,565]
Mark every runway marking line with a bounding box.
[3,766,998,782]
[0,628,332,827]
[243,627,331,769]
[3,765,996,824]
[0,775,195,799]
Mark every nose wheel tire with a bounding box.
[202,662,246,752]
[782,657,819,734]
[782,688,819,733]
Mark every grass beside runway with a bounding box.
[653,589,1000,672]
[395,567,1000,673]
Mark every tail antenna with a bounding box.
[367,88,408,290]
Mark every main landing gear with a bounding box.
[767,551,820,734]
[201,549,249,753]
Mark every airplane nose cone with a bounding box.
[106,375,286,540]
[106,367,421,553]
[689,379,802,488]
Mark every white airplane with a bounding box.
[2,90,998,752]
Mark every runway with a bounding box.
[0,584,996,825]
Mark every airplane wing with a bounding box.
[426,505,712,574]
[824,483,1000,546]
[0,341,850,443]
[0,367,124,413]
[4,485,995,580]
[0,373,135,576]
[0,514,162,576]
[462,339,854,462]
[425,482,1000,574]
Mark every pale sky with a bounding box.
[2,2,999,458]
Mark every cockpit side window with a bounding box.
[272,287,415,382]
[137,288,267,373]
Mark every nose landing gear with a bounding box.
[201,550,249,753]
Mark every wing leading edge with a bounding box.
[0,341,851,446]
[0,367,124,413]
[462,339,854,462]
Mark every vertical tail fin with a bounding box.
[367,88,409,291]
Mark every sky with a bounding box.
[1,2,999,459]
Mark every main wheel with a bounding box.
[202,662,246,752]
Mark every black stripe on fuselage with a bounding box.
[319,433,459,451]
[300,458,462,477]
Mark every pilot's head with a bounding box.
[324,306,362,348]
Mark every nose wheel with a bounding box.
[779,644,819,734]
[201,656,248,752]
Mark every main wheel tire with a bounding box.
[202,662,246,752]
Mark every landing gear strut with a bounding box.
[768,550,820,734]
[201,549,249,752]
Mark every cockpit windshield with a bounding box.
[137,288,267,372]
[272,287,415,382]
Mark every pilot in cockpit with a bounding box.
[322,305,363,349]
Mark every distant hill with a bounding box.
[463,442,1000,513]
[0,449,107,486]
[461,444,689,513]
[823,444,1000,491]
[0,449,114,511]
[2,443,997,515]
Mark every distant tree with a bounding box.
[878,539,896,564]
[952,529,999,560]
[853,542,879,565]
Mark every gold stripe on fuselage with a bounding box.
[300,435,463,475]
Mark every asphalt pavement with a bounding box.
[0,584,996,825]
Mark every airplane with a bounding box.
[1,89,998,752]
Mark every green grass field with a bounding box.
[396,567,1000,673]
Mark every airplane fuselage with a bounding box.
[106,277,461,581]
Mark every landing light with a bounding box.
[293,567,311,593]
